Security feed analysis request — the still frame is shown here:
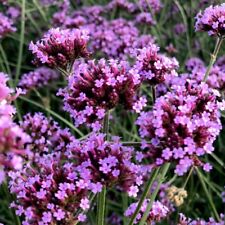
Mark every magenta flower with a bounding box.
[29,28,90,69]
[18,67,59,94]
[67,134,144,197]
[135,44,179,85]
[0,12,16,38]
[137,82,222,175]
[135,12,155,26]
[125,200,169,224]
[58,59,141,130]
[9,152,90,225]
[195,3,225,36]
[138,0,162,13]
[20,112,75,161]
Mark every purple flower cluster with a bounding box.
[137,82,222,175]
[0,73,30,183]
[138,0,162,13]
[67,134,144,197]
[178,213,225,225]
[0,12,16,38]
[58,59,141,130]
[105,0,136,13]
[135,44,179,85]
[18,67,59,94]
[29,28,89,69]
[90,18,139,60]
[135,12,155,26]
[174,23,186,35]
[20,112,75,161]
[195,3,225,36]
[124,199,169,224]
[9,153,90,225]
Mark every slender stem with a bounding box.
[152,86,156,104]
[97,186,106,225]
[196,168,220,221]
[203,37,223,82]
[182,166,194,189]
[128,167,160,225]
[139,163,170,225]
[15,0,26,85]
[97,112,110,225]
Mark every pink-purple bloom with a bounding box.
[0,12,16,38]
[195,3,225,36]
[29,28,90,69]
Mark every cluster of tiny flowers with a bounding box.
[67,133,144,197]
[124,200,169,224]
[58,59,141,130]
[135,12,155,26]
[137,82,222,175]
[178,213,225,225]
[29,28,89,69]
[0,73,30,183]
[0,12,16,38]
[134,44,179,85]
[90,18,139,60]
[138,0,162,13]
[105,0,136,13]
[174,23,186,35]
[195,3,225,36]
[9,153,90,225]
[20,112,75,161]
[18,67,59,94]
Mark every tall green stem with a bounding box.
[15,0,26,85]
[139,163,170,225]
[97,111,110,225]
[128,167,160,225]
[203,37,223,82]
[196,168,220,221]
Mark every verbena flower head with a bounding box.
[124,200,169,224]
[58,59,142,130]
[90,18,139,60]
[9,153,90,225]
[105,0,136,13]
[0,12,16,38]
[178,213,225,225]
[29,28,90,69]
[20,112,75,161]
[135,44,179,85]
[195,3,225,36]
[18,67,59,94]
[138,0,162,13]
[135,12,155,26]
[0,73,30,183]
[67,133,144,197]
[137,82,222,175]
[174,23,186,35]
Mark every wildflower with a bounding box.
[67,134,143,196]
[195,3,225,36]
[0,12,16,38]
[18,67,59,94]
[124,200,169,224]
[166,186,187,207]
[137,82,222,175]
[135,12,155,26]
[58,59,141,130]
[29,28,89,69]
[135,44,179,85]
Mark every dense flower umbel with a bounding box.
[0,73,30,182]
[124,200,169,224]
[105,0,136,13]
[135,44,179,85]
[138,0,162,13]
[58,59,142,130]
[9,153,90,225]
[18,67,59,94]
[195,3,225,36]
[178,213,225,225]
[67,134,144,197]
[135,12,156,26]
[20,112,75,161]
[137,82,222,175]
[29,28,89,69]
[0,12,16,38]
